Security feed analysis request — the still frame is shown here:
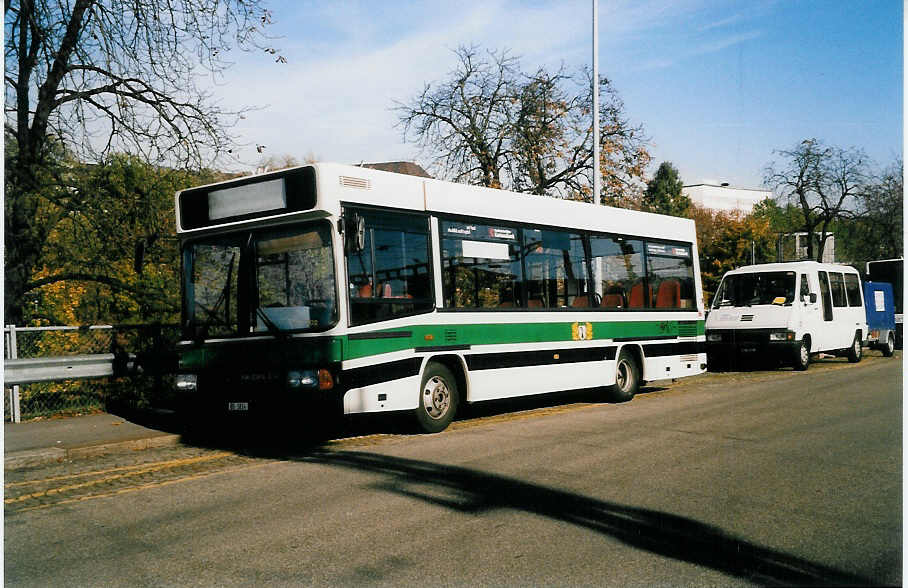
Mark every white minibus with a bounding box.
[705,262,866,370]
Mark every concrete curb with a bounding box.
[5,433,183,470]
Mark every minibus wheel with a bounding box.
[794,338,810,371]
[415,362,459,433]
[847,333,862,363]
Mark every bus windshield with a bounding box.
[184,223,337,337]
[712,271,796,308]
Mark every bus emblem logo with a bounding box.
[572,322,593,341]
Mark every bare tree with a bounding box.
[396,46,518,189]
[4,0,283,324]
[395,45,650,202]
[765,139,868,261]
[838,159,903,263]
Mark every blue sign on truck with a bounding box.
[863,281,896,357]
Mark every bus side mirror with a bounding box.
[345,213,366,253]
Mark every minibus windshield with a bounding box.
[713,271,796,308]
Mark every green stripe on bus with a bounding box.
[179,319,704,367]
[344,319,705,360]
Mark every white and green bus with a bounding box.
[174,162,706,432]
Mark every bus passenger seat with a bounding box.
[628,282,651,308]
[571,294,592,307]
[357,283,372,298]
[655,279,681,308]
[601,286,626,308]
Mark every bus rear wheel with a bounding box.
[608,349,640,402]
[414,362,459,433]
[882,332,895,357]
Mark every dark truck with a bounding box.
[863,281,896,357]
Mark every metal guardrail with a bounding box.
[4,354,119,386]
[4,323,178,423]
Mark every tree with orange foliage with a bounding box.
[688,204,776,304]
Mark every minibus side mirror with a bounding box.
[809,293,817,304]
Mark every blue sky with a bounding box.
[219,0,902,189]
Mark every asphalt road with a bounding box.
[5,355,902,586]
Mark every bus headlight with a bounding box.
[769,330,796,341]
[175,374,198,392]
[288,370,318,389]
[288,369,334,391]
[706,332,723,342]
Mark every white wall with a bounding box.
[682,184,770,214]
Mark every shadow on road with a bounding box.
[283,449,874,587]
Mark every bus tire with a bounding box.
[415,362,459,433]
[847,333,862,363]
[607,349,640,403]
[794,337,810,371]
[882,332,895,357]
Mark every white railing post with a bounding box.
[6,325,21,423]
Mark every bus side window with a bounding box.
[440,220,523,309]
[524,228,589,308]
[345,208,433,325]
[645,241,694,309]
[588,235,645,309]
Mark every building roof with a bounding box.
[357,161,432,178]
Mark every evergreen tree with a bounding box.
[643,162,690,217]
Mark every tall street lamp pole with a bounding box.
[592,0,600,204]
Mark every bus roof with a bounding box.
[176,162,697,241]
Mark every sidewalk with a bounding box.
[4,412,183,470]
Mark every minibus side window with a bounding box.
[817,271,833,321]
[799,273,811,301]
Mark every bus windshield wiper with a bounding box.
[194,252,236,342]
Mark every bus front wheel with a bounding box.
[608,349,640,403]
[414,362,459,433]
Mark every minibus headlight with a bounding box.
[706,332,723,342]
[175,374,198,392]
[769,330,796,341]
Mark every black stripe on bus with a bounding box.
[613,335,677,342]
[343,357,422,388]
[414,344,472,352]
[466,346,617,371]
[642,341,706,357]
[347,331,413,341]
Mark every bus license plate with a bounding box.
[228,402,249,412]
